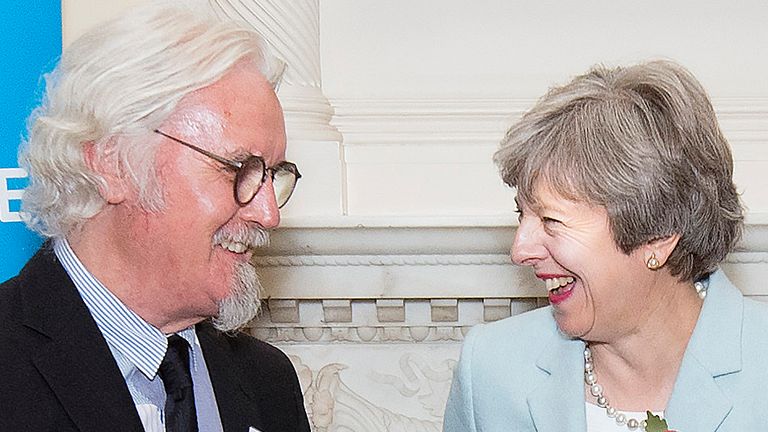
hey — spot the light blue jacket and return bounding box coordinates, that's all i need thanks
[443,270,768,431]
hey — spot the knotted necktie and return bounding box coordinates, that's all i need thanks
[158,335,198,432]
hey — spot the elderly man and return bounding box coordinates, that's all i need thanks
[0,4,309,432]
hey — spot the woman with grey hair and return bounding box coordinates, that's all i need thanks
[443,60,768,431]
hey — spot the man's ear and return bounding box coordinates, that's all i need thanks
[643,234,681,269]
[83,139,128,204]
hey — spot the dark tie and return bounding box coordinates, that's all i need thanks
[158,335,198,432]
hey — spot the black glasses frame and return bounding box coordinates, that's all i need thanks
[154,129,300,208]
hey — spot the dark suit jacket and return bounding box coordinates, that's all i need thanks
[0,245,311,432]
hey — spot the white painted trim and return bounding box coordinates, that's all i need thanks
[330,97,768,147]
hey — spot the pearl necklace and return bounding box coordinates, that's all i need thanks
[583,345,646,430]
[583,279,708,429]
[584,279,709,431]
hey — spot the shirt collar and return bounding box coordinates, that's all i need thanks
[54,238,199,379]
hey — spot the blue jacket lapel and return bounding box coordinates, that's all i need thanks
[665,270,741,431]
[527,334,587,432]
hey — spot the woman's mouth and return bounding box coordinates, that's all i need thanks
[544,276,575,304]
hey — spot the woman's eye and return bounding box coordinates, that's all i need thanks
[541,216,560,225]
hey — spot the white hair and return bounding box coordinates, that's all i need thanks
[20,1,283,238]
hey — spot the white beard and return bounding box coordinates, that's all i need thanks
[212,259,263,332]
[211,225,269,332]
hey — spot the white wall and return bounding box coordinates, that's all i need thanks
[61,0,146,46]
[321,0,768,99]
[319,0,768,225]
[63,0,768,223]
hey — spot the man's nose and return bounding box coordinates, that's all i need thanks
[238,178,280,229]
[510,218,547,266]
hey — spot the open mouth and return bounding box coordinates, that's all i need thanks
[544,276,575,303]
[218,239,250,254]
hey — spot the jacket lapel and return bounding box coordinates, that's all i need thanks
[527,334,587,432]
[665,270,741,431]
[21,246,144,432]
[198,324,264,432]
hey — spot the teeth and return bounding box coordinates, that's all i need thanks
[544,277,574,291]
[219,240,248,254]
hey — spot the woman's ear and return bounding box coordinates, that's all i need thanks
[643,234,681,270]
[83,139,128,204]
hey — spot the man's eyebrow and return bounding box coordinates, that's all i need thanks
[228,150,252,161]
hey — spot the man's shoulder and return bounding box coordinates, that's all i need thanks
[0,244,66,326]
[1,260,26,310]
[196,325,309,431]
[196,322,294,371]
[1,244,58,290]
[0,274,24,328]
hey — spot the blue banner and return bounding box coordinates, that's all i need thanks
[1,3,61,282]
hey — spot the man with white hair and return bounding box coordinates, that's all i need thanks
[0,3,310,432]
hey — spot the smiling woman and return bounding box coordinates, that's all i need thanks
[443,60,768,432]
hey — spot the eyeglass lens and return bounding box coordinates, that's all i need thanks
[272,166,299,207]
[235,157,299,208]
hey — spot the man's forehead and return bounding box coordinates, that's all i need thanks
[169,106,225,142]
[163,66,285,154]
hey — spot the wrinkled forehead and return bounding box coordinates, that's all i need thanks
[161,64,286,161]
[167,105,226,143]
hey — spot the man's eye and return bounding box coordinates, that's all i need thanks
[541,216,560,224]
[219,165,238,175]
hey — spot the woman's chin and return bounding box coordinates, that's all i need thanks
[553,312,590,339]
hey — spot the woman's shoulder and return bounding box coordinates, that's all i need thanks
[462,305,560,359]
[476,304,556,333]
[710,269,768,330]
[742,296,768,337]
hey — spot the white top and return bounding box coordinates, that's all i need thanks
[586,402,664,432]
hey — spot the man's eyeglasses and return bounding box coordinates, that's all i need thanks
[155,130,301,208]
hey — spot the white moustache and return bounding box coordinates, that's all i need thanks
[213,226,270,253]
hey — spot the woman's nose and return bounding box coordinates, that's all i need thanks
[510,218,547,266]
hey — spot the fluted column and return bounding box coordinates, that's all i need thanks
[209,0,344,220]
[209,0,341,142]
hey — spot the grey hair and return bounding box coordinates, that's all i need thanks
[495,60,743,282]
[20,1,284,238]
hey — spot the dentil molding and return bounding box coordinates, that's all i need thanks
[249,223,768,344]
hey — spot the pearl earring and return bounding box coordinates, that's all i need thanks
[646,253,661,270]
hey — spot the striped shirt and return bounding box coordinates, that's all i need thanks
[54,239,223,432]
